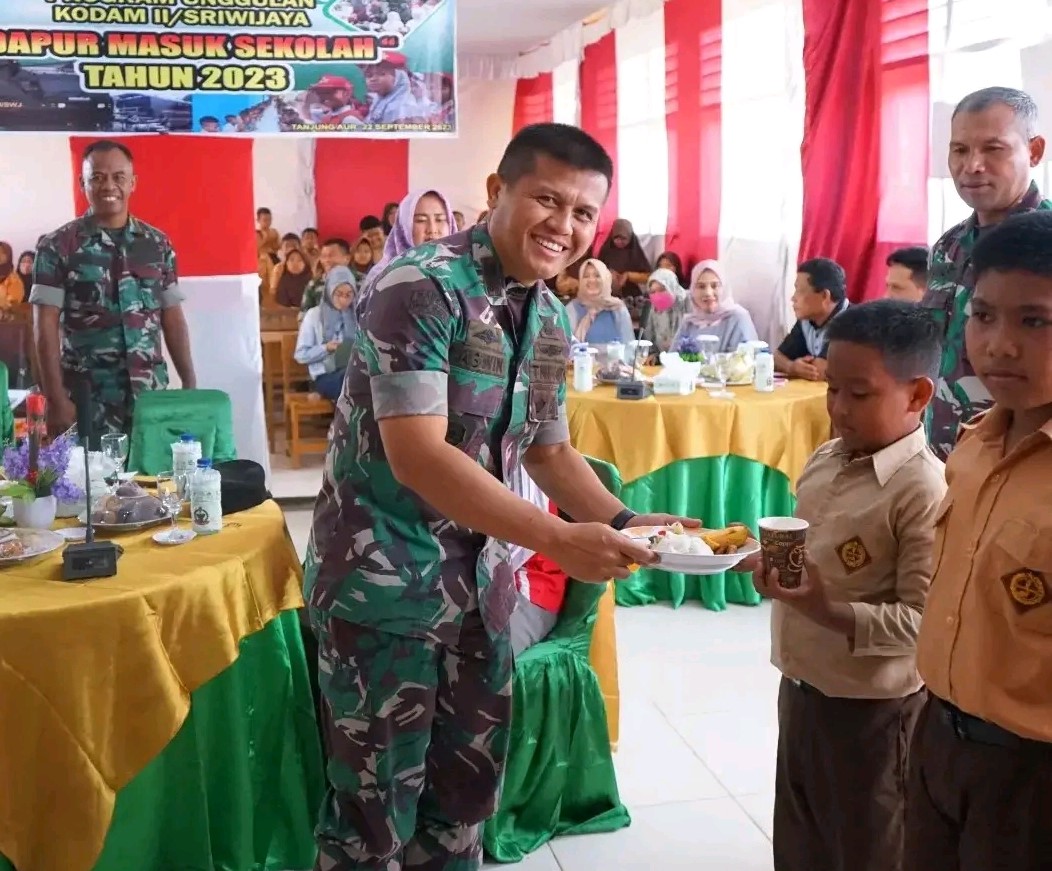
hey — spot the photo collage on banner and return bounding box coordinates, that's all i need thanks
[0,0,456,136]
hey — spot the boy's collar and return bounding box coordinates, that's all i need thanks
[833,425,929,486]
[967,405,1052,443]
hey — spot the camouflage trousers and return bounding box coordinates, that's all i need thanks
[63,368,135,442]
[313,610,512,871]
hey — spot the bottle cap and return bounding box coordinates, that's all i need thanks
[181,433,195,442]
[196,458,212,469]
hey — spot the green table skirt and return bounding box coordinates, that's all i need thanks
[0,610,325,871]
[615,456,796,610]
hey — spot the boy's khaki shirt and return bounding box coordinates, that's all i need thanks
[772,427,947,698]
[917,407,1052,741]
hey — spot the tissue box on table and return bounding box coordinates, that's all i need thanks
[653,359,702,395]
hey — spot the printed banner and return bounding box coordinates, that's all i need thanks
[0,0,456,136]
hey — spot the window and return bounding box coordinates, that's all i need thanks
[552,59,579,126]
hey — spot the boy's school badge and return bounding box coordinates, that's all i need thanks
[836,536,871,573]
[1002,569,1048,612]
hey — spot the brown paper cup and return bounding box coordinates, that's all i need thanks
[758,517,809,588]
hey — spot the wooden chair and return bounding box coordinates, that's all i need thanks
[280,332,332,466]
[259,307,300,451]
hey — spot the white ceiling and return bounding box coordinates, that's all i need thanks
[457,0,606,57]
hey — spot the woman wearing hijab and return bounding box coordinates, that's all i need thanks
[669,260,758,354]
[381,202,399,235]
[597,218,653,300]
[273,248,312,308]
[356,187,457,314]
[655,251,687,288]
[16,251,33,300]
[565,258,634,346]
[551,247,594,301]
[294,265,358,400]
[642,267,689,354]
[350,236,375,285]
[0,243,24,315]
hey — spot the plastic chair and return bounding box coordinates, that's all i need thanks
[483,456,630,863]
[0,361,12,447]
[128,389,237,474]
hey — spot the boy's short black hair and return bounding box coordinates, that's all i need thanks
[323,237,351,255]
[497,123,614,190]
[281,232,300,243]
[199,116,219,125]
[82,139,133,163]
[257,207,271,217]
[798,258,847,303]
[359,215,383,231]
[303,226,318,236]
[887,246,929,285]
[972,210,1052,281]
[826,299,941,382]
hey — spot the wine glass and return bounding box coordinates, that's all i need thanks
[155,471,185,542]
[708,353,735,400]
[100,433,129,484]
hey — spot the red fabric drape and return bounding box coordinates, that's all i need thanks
[579,32,619,240]
[313,139,409,241]
[512,73,554,133]
[799,0,883,302]
[664,0,722,268]
[69,136,256,277]
[872,0,929,300]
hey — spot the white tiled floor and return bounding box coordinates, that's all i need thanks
[284,509,778,870]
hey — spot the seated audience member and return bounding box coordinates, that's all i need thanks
[670,260,758,354]
[775,258,849,380]
[270,232,302,285]
[301,237,351,316]
[274,248,312,308]
[642,267,688,354]
[885,246,929,302]
[598,218,652,301]
[452,210,466,230]
[16,251,34,300]
[655,250,687,288]
[256,207,280,258]
[507,469,569,656]
[744,299,945,871]
[301,227,321,266]
[566,258,634,346]
[552,248,593,300]
[359,215,386,264]
[295,265,357,401]
[0,242,25,313]
[381,201,399,235]
[350,236,375,284]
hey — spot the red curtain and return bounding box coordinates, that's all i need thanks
[69,135,256,277]
[512,73,554,133]
[313,139,409,241]
[872,0,929,300]
[664,0,722,268]
[799,0,883,302]
[579,32,619,241]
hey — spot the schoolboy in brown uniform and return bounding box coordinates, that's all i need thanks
[906,210,1052,871]
[746,299,946,871]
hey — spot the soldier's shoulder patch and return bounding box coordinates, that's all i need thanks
[836,536,871,574]
[1002,568,1048,612]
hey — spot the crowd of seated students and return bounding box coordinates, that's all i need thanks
[0,243,34,319]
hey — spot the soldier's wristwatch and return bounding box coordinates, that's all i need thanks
[609,509,637,531]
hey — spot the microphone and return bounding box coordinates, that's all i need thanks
[63,377,121,580]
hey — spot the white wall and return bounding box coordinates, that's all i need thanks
[251,138,317,236]
[0,135,77,256]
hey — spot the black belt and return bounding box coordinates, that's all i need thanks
[934,697,1048,750]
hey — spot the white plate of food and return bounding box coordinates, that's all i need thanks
[0,528,65,567]
[78,482,174,532]
[622,522,760,575]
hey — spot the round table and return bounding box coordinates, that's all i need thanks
[567,378,831,609]
[0,501,323,871]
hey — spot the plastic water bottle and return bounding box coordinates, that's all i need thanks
[573,346,597,392]
[190,459,223,535]
[171,433,201,485]
[754,348,775,393]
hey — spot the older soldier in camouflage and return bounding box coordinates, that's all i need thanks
[305,123,696,870]
[30,140,195,439]
[923,87,1051,460]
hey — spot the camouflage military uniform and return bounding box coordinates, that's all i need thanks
[303,224,572,870]
[301,274,326,315]
[922,182,1052,460]
[30,213,182,435]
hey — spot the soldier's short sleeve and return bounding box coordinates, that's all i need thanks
[359,261,456,419]
[28,235,65,308]
[158,236,185,309]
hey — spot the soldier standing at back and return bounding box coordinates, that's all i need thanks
[30,140,196,439]
[922,87,1051,459]
[305,123,698,870]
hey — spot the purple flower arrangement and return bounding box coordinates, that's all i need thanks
[2,436,82,502]
[676,336,702,362]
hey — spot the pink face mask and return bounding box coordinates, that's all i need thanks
[649,290,675,313]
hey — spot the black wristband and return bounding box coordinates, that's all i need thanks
[609,509,637,531]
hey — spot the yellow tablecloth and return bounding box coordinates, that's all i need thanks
[0,501,304,871]
[567,379,830,488]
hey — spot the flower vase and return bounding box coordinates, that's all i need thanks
[12,496,57,529]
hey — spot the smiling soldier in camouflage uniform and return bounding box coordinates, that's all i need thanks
[923,87,1051,460]
[30,140,196,440]
[304,124,697,871]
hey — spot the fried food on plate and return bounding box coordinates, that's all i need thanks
[701,523,751,554]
